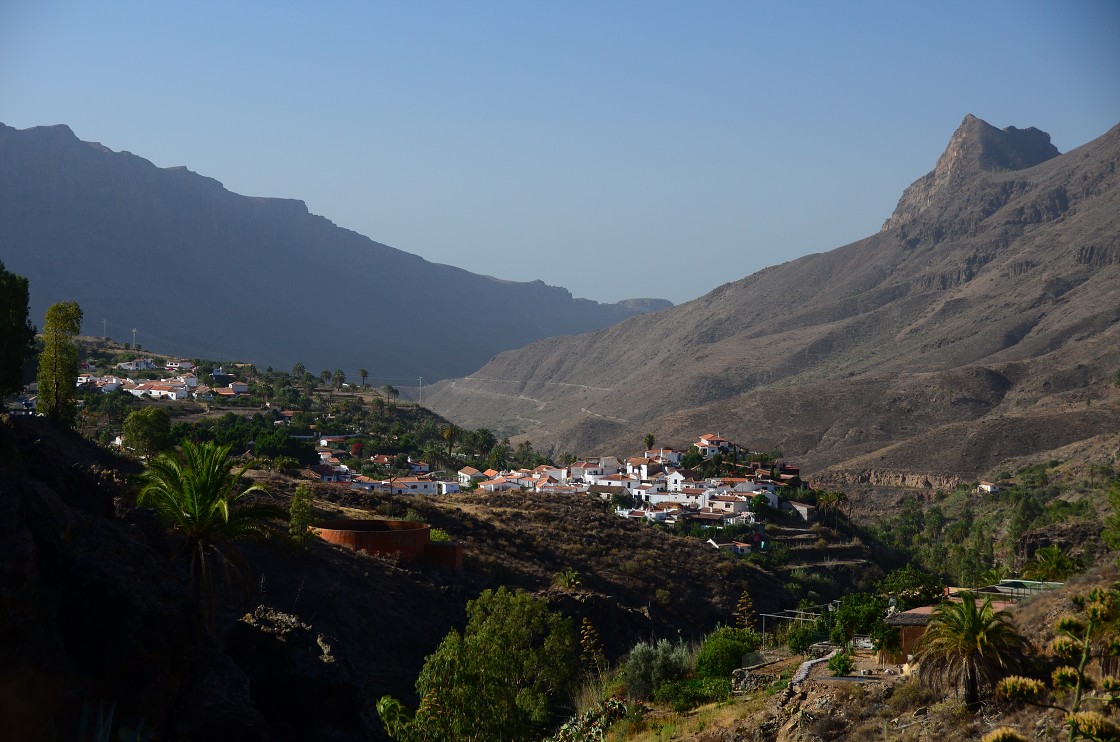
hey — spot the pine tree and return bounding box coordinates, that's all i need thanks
[289,484,314,546]
[35,301,83,426]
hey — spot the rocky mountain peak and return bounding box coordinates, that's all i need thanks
[882,114,1061,232]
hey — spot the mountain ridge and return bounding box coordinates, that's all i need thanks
[425,116,1120,478]
[0,122,671,382]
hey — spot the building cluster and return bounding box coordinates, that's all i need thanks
[75,359,250,401]
[306,432,807,548]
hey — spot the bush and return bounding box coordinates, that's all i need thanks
[786,624,822,654]
[289,484,314,545]
[621,639,691,700]
[695,627,761,678]
[828,650,855,676]
[653,677,732,712]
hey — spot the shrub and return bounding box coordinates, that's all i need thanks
[653,677,732,712]
[621,639,691,700]
[695,627,761,678]
[553,567,582,589]
[289,484,314,545]
[786,624,821,654]
[828,650,855,676]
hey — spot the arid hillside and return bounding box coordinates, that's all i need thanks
[426,115,1120,478]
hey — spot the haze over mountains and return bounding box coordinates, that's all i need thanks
[425,115,1120,479]
[0,123,670,382]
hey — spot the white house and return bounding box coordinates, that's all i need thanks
[174,373,199,388]
[787,501,817,522]
[128,382,191,401]
[587,473,640,491]
[569,461,604,481]
[165,359,194,371]
[385,477,439,495]
[479,476,522,493]
[645,448,684,466]
[116,358,156,371]
[458,466,486,486]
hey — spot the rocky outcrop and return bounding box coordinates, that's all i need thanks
[811,469,962,491]
[1016,519,1104,567]
[882,114,1060,232]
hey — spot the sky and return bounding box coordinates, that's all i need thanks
[2,1,1118,306]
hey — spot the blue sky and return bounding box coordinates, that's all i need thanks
[2,1,1118,305]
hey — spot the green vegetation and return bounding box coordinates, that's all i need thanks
[36,300,83,425]
[695,627,760,678]
[870,460,1113,588]
[121,406,171,458]
[378,586,577,741]
[993,587,1120,742]
[553,567,582,589]
[827,650,855,676]
[1021,545,1082,581]
[913,591,1025,708]
[0,260,36,398]
[621,639,691,701]
[288,484,314,546]
[137,440,286,633]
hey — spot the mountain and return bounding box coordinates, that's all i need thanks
[425,115,1120,478]
[0,123,671,382]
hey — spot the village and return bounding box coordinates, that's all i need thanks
[310,429,810,556]
[35,356,817,560]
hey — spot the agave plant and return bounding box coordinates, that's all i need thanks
[138,440,285,633]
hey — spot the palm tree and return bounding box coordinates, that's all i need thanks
[137,440,286,633]
[333,369,346,390]
[291,361,305,379]
[440,423,461,461]
[817,491,837,525]
[832,491,849,528]
[1021,545,1081,582]
[913,592,1026,708]
[643,433,655,452]
[359,368,369,388]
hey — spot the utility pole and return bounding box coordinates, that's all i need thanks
[102,319,107,339]
[131,328,138,347]
[418,377,423,407]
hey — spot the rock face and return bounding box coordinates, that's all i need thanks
[882,114,1060,231]
[426,116,1120,480]
[0,123,671,383]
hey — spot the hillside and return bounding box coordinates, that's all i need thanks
[0,413,786,740]
[0,123,670,384]
[425,115,1120,478]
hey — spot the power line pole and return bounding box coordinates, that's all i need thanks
[418,377,423,407]
[132,328,137,348]
[102,319,107,339]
